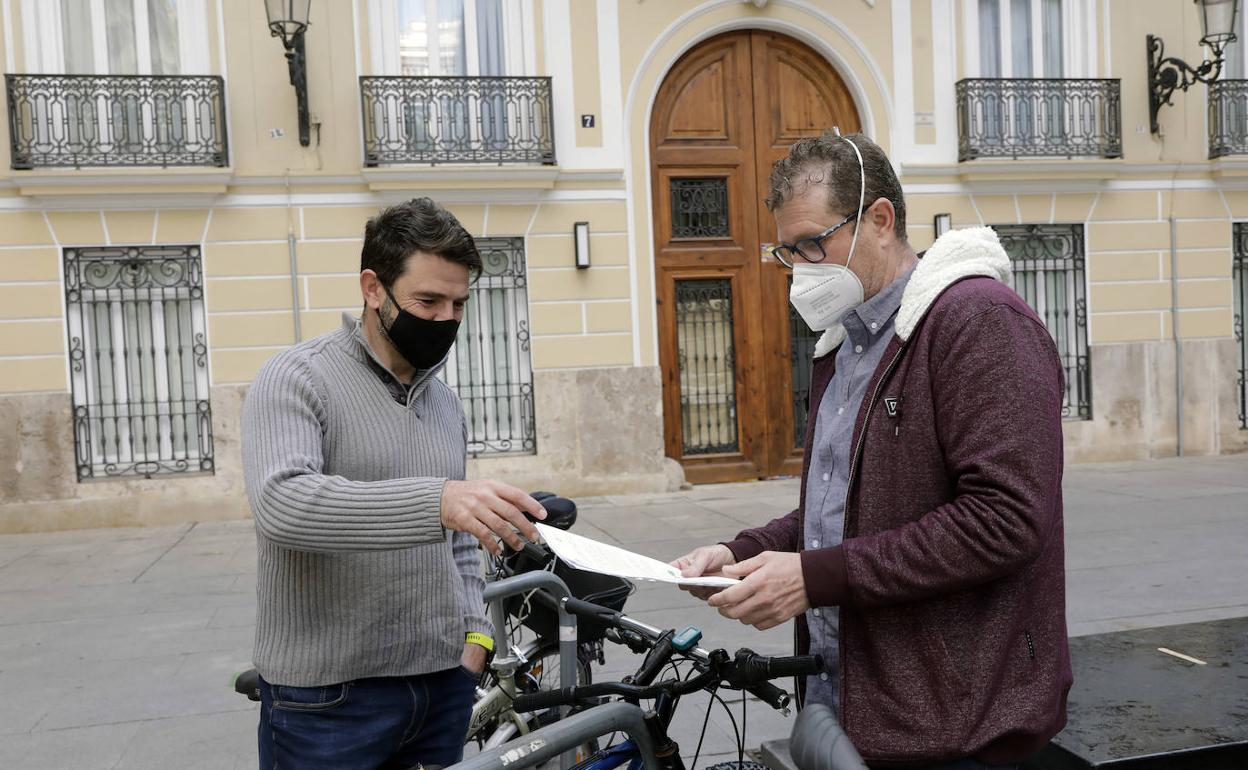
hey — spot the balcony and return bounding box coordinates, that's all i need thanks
[1208,80,1248,159]
[956,78,1122,162]
[5,74,228,169]
[360,76,555,166]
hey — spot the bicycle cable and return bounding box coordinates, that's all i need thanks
[708,687,743,768]
[690,682,719,770]
[738,686,747,769]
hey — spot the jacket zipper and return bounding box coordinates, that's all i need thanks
[836,338,909,727]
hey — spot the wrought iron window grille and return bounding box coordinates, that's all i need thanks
[1208,80,1248,159]
[440,237,537,456]
[675,279,740,456]
[6,74,228,169]
[956,78,1122,162]
[64,245,214,481]
[670,177,730,239]
[360,76,555,166]
[1233,223,1247,429]
[992,224,1093,421]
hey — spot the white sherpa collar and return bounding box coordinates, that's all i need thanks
[811,226,1012,358]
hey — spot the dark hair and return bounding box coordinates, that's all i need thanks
[765,131,907,241]
[360,197,482,286]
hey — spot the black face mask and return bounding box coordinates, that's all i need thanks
[378,284,460,371]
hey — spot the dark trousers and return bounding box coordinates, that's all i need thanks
[258,666,477,770]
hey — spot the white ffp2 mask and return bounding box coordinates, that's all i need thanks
[789,262,865,330]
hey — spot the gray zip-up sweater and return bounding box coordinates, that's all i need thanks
[242,314,490,687]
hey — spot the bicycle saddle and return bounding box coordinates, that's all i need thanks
[531,491,577,531]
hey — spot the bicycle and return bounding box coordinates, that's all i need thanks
[453,587,826,770]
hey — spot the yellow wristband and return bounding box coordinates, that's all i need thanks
[466,632,494,652]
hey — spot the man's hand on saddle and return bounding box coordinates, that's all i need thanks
[440,480,545,556]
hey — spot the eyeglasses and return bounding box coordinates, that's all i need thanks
[770,212,859,269]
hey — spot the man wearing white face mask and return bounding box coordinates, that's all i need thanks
[673,132,1071,769]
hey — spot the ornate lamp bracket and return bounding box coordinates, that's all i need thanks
[1148,33,1226,133]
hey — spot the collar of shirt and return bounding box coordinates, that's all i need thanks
[842,265,916,346]
[341,312,438,407]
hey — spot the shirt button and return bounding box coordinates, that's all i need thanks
[820,673,829,681]
[821,472,830,482]
[811,539,820,548]
[870,322,878,330]
[837,406,845,415]
[854,344,863,353]
[813,608,822,617]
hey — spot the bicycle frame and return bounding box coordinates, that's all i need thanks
[453,702,660,770]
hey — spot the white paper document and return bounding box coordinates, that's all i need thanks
[535,523,739,588]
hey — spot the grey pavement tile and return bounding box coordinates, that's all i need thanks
[112,708,258,770]
[31,651,254,731]
[1065,555,1248,625]
[1064,491,1248,532]
[1064,516,1248,570]
[1068,602,1248,636]
[1,608,215,673]
[208,604,257,630]
[0,722,141,770]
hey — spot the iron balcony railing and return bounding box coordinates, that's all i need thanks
[1208,80,1248,159]
[360,76,555,166]
[5,74,228,169]
[956,78,1122,162]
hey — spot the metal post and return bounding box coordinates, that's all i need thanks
[1170,216,1184,456]
[288,233,302,342]
[482,571,578,770]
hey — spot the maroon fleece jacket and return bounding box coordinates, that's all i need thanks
[725,276,1072,767]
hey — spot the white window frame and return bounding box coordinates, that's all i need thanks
[367,0,532,76]
[963,0,1099,78]
[21,0,210,74]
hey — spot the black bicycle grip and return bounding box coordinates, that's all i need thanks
[760,654,824,677]
[736,650,824,680]
[513,686,577,712]
[745,680,791,712]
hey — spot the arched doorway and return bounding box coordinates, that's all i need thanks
[650,30,862,484]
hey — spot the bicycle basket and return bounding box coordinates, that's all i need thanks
[504,557,633,645]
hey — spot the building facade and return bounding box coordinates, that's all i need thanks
[1,0,1246,533]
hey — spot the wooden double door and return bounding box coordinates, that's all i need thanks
[651,30,861,483]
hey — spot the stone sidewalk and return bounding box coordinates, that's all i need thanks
[0,454,1246,769]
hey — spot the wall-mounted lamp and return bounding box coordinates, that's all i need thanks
[934,213,952,238]
[264,0,313,147]
[1147,0,1239,134]
[574,221,591,269]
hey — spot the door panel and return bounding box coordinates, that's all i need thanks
[652,30,860,482]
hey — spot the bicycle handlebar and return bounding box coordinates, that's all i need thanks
[512,649,822,714]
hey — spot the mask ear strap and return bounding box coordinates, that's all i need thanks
[833,128,867,267]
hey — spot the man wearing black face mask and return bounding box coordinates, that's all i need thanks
[241,197,547,770]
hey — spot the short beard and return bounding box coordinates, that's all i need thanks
[375,296,400,347]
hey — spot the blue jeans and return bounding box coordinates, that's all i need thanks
[258,666,478,770]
